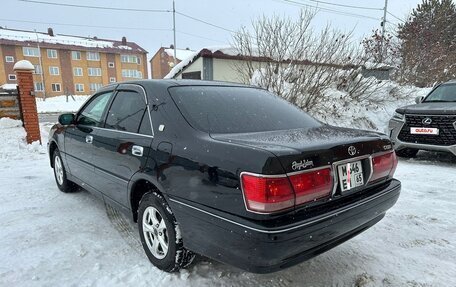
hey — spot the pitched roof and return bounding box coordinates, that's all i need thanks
[0,27,147,54]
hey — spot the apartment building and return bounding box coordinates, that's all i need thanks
[150,46,195,79]
[0,27,148,97]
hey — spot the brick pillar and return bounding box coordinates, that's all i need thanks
[14,60,41,144]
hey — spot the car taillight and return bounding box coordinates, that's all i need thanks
[288,168,333,205]
[241,173,294,213]
[370,151,398,182]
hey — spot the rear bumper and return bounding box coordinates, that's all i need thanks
[388,118,456,155]
[169,179,401,273]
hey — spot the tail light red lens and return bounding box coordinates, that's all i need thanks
[241,174,294,213]
[288,168,333,205]
[370,151,398,182]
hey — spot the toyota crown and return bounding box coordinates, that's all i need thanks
[48,80,401,273]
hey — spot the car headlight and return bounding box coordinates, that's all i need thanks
[392,111,405,121]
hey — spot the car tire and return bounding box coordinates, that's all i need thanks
[138,192,195,272]
[396,148,419,158]
[52,149,78,193]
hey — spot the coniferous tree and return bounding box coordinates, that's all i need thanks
[397,0,456,87]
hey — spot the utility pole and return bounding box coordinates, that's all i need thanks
[172,0,177,66]
[380,0,388,63]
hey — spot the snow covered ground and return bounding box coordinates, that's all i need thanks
[0,119,455,287]
[36,95,90,114]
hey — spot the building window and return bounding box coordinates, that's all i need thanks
[122,69,142,78]
[73,67,83,76]
[35,82,44,91]
[49,66,60,75]
[33,65,42,74]
[87,52,100,61]
[23,47,40,57]
[47,49,58,59]
[75,83,84,92]
[109,77,116,83]
[121,54,140,64]
[5,56,14,63]
[8,74,17,81]
[51,83,61,92]
[71,51,81,60]
[88,67,102,76]
[89,83,103,91]
[108,62,115,68]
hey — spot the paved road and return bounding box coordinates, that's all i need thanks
[39,113,60,123]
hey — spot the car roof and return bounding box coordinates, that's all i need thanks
[119,79,254,89]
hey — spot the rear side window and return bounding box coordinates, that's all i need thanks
[77,92,113,126]
[105,90,146,133]
[169,86,320,134]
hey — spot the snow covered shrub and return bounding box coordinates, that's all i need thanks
[232,8,393,123]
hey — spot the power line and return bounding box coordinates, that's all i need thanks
[387,11,406,23]
[175,12,237,34]
[176,30,226,43]
[307,0,382,11]
[278,0,380,21]
[0,18,171,31]
[18,0,171,13]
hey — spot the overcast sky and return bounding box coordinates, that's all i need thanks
[1,0,432,57]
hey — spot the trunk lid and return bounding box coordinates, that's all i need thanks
[211,125,393,174]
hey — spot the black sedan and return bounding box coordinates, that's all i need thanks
[48,80,401,273]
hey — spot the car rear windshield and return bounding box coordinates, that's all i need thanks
[424,83,456,102]
[168,86,321,134]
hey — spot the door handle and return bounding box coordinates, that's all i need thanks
[85,135,93,144]
[132,145,144,157]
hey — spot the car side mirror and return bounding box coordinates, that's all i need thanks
[58,113,75,125]
[415,96,424,104]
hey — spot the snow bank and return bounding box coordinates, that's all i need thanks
[314,84,431,132]
[0,118,48,161]
[0,117,22,128]
[36,95,90,113]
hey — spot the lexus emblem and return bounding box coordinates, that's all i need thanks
[348,146,357,156]
[422,118,432,125]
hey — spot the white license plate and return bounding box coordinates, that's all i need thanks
[410,127,439,135]
[337,161,364,192]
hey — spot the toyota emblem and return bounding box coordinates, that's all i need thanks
[422,118,432,125]
[348,146,357,156]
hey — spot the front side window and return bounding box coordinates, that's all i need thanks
[77,92,113,126]
[87,52,100,61]
[105,90,146,133]
[71,51,81,60]
[169,86,320,134]
[23,47,40,57]
[47,49,58,59]
[424,84,456,102]
[49,66,59,75]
